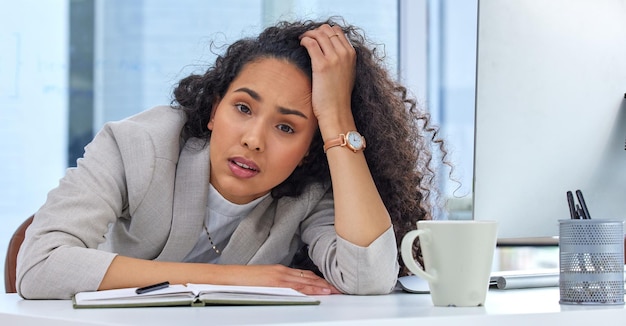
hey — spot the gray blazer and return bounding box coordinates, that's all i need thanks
[16,106,399,299]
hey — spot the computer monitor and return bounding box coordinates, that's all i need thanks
[472,0,626,239]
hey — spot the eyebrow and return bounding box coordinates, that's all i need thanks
[234,87,309,120]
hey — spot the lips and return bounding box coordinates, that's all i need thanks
[228,157,260,178]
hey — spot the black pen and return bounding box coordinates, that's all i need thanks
[136,281,170,295]
[575,190,592,219]
[566,191,577,219]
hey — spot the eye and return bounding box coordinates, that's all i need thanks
[235,103,251,115]
[277,124,294,134]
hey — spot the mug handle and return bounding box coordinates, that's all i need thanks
[400,229,437,283]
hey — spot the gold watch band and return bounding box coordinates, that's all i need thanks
[323,134,346,153]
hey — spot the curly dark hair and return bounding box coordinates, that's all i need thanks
[172,17,448,276]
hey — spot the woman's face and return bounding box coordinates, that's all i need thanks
[207,58,317,204]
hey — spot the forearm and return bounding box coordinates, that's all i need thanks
[100,256,337,295]
[321,117,392,247]
[99,255,224,290]
[300,23,391,246]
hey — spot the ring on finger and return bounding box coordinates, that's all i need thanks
[300,271,304,278]
[329,34,340,39]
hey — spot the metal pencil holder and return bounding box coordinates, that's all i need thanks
[559,219,624,305]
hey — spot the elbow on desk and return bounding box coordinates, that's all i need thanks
[15,251,64,299]
[340,270,398,295]
[16,246,116,300]
[16,262,75,300]
[330,261,399,295]
[325,229,400,295]
[16,263,51,300]
[16,272,40,300]
[17,263,102,300]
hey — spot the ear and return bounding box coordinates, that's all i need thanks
[207,99,220,131]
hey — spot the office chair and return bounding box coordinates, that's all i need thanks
[4,215,33,293]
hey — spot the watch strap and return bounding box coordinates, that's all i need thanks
[323,134,347,153]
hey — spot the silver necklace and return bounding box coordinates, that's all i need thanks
[203,221,221,255]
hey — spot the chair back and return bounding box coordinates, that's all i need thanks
[4,215,34,293]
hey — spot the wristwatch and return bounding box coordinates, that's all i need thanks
[323,131,366,153]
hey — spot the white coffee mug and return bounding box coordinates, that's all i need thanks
[400,220,498,307]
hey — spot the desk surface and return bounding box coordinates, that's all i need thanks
[1,288,625,326]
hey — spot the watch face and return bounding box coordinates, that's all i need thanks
[347,132,364,149]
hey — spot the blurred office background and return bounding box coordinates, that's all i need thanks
[0,0,478,292]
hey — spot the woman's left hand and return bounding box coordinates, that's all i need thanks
[300,24,356,128]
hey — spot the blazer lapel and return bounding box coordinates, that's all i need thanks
[157,138,210,261]
[218,196,276,265]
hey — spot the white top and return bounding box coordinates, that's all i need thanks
[183,184,269,263]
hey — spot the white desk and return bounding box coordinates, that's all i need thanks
[1,288,625,326]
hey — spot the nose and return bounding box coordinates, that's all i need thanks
[241,123,265,152]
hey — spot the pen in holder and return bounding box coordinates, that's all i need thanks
[559,219,624,305]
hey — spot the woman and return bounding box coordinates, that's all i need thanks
[16,18,444,299]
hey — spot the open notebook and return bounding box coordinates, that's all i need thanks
[73,283,320,308]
